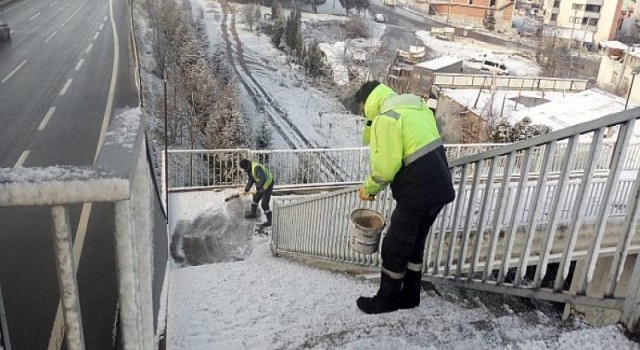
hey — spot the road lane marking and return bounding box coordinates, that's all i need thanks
[44,30,57,43]
[85,43,93,53]
[93,32,99,40]
[48,2,119,346]
[1,59,27,84]
[94,0,118,162]
[103,15,107,21]
[59,79,72,95]
[29,12,41,21]
[38,107,56,131]
[75,58,84,71]
[99,23,104,30]
[50,0,58,6]
[14,150,30,168]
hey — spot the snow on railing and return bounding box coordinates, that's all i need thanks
[271,107,640,333]
[0,109,166,350]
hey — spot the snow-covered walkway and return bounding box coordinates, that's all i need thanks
[165,191,638,350]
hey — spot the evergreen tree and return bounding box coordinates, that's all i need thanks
[271,14,285,47]
[304,41,324,77]
[483,10,496,31]
[255,116,272,149]
[271,0,281,20]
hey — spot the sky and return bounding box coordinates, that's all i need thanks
[165,190,639,350]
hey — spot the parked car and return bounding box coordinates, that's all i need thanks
[375,14,385,23]
[471,52,492,62]
[0,21,10,42]
[480,59,509,75]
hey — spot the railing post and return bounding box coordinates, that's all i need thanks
[621,253,640,332]
[132,145,155,349]
[51,205,85,350]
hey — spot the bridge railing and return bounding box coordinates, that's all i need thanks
[0,109,168,350]
[271,107,640,333]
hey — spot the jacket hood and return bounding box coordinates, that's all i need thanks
[362,84,395,145]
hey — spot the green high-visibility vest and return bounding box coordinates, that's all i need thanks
[251,162,273,189]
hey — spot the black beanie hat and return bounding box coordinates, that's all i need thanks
[355,80,381,105]
[239,159,250,170]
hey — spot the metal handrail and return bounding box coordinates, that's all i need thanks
[271,107,640,332]
[0,109,165,349]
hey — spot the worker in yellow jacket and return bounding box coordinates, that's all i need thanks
[354,81,455,314]
[240,159,275,228]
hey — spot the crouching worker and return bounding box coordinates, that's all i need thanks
[239,159,275,228]
[354,81,455,314]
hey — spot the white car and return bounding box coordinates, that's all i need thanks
[480,59,509,75]
[471,52,492,62]
[375,14,385,23]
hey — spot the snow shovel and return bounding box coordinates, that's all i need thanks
[224,190,255,202]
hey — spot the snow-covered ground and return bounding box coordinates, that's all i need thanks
[193,0,366,150]
[166,190,639,350]
[416,30,541,77]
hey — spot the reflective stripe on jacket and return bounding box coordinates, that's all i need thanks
[362,85,443,196]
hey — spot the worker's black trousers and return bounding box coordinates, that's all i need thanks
[381,205,443,278]
[252,183,274,213]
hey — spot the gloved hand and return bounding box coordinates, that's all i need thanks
[358,186,375,201]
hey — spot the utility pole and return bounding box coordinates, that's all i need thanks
[568,10,577,49]
[447,0,452,23]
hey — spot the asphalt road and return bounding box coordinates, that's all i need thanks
[369,0,537,52]
[0,0,137,347]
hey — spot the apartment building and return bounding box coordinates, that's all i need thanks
[541,0,624,46]
[428,0,516,30]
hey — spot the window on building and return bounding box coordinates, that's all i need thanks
[572,4,584,11]
[490,0,496,6]
[582,17,589,25]
[588,18,598,26]
[570,16,583,24]
[551,13,558,20]
[585,5,601,12]
[553,0,560,8]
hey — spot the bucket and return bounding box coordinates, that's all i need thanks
[349,208,385,254]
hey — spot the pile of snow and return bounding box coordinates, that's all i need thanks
[416,30,541,76]
[166,190,639,350]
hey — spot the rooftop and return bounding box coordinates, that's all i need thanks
[415,56,463,71]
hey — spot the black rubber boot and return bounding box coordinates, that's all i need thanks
[356,273,402,314]
[245,203,258,219]
[260,211,272,228]
[399,269,422,309]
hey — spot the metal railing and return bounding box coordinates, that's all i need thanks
[164,141,640,193]
[432,74,589,92]
[165,144,524,191]
[270,107,640,332]
[0,109,168,349]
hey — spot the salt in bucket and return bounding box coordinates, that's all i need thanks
[349,208,385,254]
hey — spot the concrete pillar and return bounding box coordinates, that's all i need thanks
[563,254,637,326]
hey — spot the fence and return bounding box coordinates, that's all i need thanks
[164,141,640,194]
[0,110,168,349]
[270,107,640,332]
[432,73,589,92]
